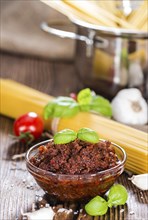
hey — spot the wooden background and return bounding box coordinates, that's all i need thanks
[0,52,148,220]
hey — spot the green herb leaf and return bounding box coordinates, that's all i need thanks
[44,96,80,119]
[90,96,112,117]
[44,102,55,119]
[53,96,78,117]
[52,103,68,117]
[43,89,112,120]
[77,127,99,143]
[55,96,76,104]
[79,104,91,112]
[85,196,108,216]
[107,184,128,208]
[77,88,92,105]
[61,103,79,117]
[54,129,77,144]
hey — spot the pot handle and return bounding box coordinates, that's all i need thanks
[41,21,92,44]
[41,22,108,56]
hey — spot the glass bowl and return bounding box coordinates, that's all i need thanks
[25,139,126,203]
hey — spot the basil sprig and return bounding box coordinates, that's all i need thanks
[53,127,99,144]
[85,184,128,216]
[44,88,112,119]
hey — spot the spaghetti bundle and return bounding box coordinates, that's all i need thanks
[41,0,148,31]
[0,79,53,129]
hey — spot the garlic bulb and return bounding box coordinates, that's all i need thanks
[128,174,148,190]
[111,88,148,125]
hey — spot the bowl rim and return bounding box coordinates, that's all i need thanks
[25,139,127,178]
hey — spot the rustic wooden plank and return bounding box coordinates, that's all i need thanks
[0,52,82,97]
[0,52,54,95]
[52,61,83,96]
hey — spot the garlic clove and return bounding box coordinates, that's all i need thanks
[128,174,148,190]
[22,207,55,220]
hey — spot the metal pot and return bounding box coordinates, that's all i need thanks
[41,17,148,99]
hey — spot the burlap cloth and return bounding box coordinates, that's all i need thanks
[1,0,75,60]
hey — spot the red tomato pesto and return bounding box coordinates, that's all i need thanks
[30,139,119,175]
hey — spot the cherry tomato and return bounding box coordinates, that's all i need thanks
[13,112,44,143]
[69,92,77,101]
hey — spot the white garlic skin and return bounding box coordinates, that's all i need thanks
[111,88,148,125]
[129,174,148,191]
[22,207,55,220]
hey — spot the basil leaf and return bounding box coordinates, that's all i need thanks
[52,103,68,117]
[44,96,79,119]
[54,129,77,144]
[107,184,128,208]
[55,96,76,104]
[90,96,112,117]
[53,97,79,117]
[85,196,108,216]
[61,103,80,117]
[77,88,92,105]
[79,104,91,112]
[77,127,99,143]
[43,102,55,119]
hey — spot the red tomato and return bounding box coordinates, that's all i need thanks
[13,112,44,142]
[69,92,77,101]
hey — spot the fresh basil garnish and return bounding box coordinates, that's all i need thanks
[44,88,112,119]
[77,127,99,143]
[54,129,77,144]
[85,184,128,216]
[44,102,55,120]
[77,88,92,105]
[85,196,108,216]
[107,184,128,207]
[61,102,79,117]
[54,127,100,144]
[90,96,112,117]
[44,96,78,119]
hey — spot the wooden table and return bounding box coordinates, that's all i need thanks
[1,52,148,220]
